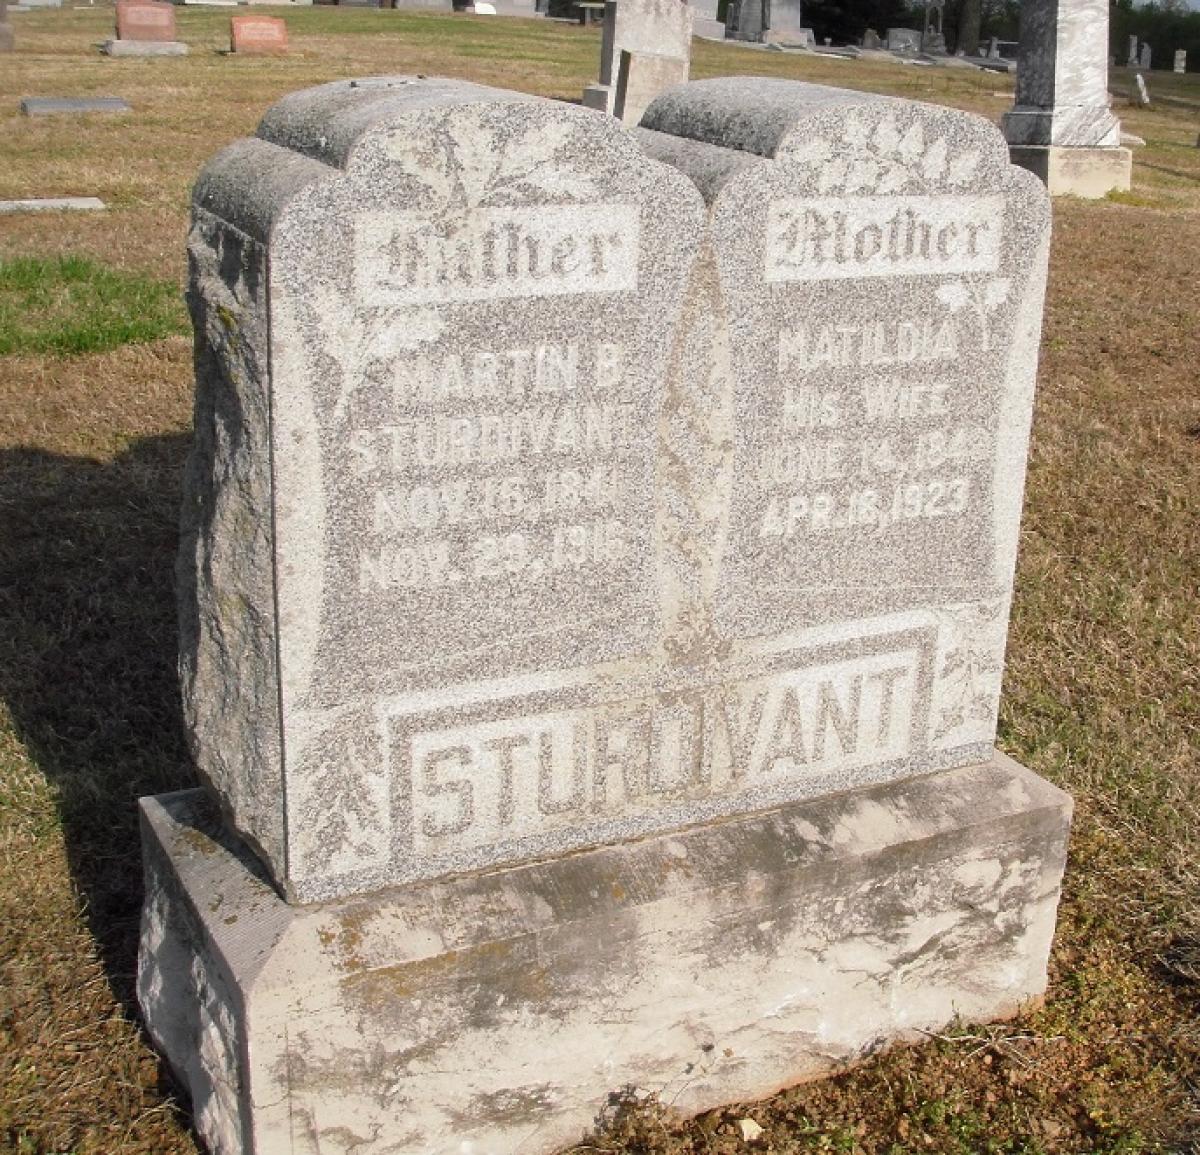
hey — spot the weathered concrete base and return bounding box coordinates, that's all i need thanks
[1008,144,1131,197]
[138,753,1070,1155]
[101,38,189,55]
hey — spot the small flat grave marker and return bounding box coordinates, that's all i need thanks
[20,96,132,115]
[0,196,106,212]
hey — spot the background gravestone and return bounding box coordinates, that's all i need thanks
[1002,0,1130,196]
[230,13,288,52]
[582,0,692,114]
[102,0,188,56]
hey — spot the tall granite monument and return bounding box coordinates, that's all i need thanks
[139,75,1071,1155]
[1002,0,1131,196]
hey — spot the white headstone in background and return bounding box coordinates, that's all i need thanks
[582,0,692,115]
[1002,0,1131,196]
[1174,48,1186,73]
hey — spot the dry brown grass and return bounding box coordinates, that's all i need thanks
[1,8,1199,1154]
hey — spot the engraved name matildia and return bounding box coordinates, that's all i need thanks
[757,317,990,539]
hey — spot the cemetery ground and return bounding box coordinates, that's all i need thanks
[0,7,1198,1153]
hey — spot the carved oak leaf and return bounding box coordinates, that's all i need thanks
[845,157,878,192]
[390,139,456,203]
[843,113,871,150]
[818,157,849,194]
[946,151,980,185]
[514,167,601,201]
[936,281,970,310]
[897,122,925,164]
[447,121,505,209]
[873,116,903,158]
[876,161,909,194]
[520,119,577,164]
[921,137,947,182]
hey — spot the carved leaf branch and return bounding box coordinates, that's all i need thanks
[933,600,1005,741]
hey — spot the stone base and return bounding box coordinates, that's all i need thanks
[1008,145,1132,198]
[138,753,1071,1155]
[581,81,612,113]
[101,38,189,54]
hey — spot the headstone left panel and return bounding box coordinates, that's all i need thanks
[181,78,706,901]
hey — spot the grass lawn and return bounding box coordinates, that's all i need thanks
[1,7,1199,1153]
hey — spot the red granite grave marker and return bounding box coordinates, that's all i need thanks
[115,0,176,42]
[230,15,288,54]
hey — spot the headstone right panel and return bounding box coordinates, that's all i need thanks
[649,80,1051,769]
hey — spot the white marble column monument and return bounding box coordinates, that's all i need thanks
[1002,0,1131,197]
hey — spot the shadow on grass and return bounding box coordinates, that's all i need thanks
[0,434,196,1016]
[1134,160,1200,184]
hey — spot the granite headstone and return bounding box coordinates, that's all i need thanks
[20,96,131,114]
[230,13,288,52]
[103,0,188,56]
[142,74,1072,1155]
[886,26,921,51]
[582,0,692,115]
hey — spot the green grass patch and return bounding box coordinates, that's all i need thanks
[0,256,187,356]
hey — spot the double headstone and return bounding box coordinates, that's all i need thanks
[1002,0,1131,196]
[140,74,1071,1155]
[102,0,188,56]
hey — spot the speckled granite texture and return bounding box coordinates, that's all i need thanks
[139,755,1072,1155]
[179,77,1055,904]
[152,77,1073,1155]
